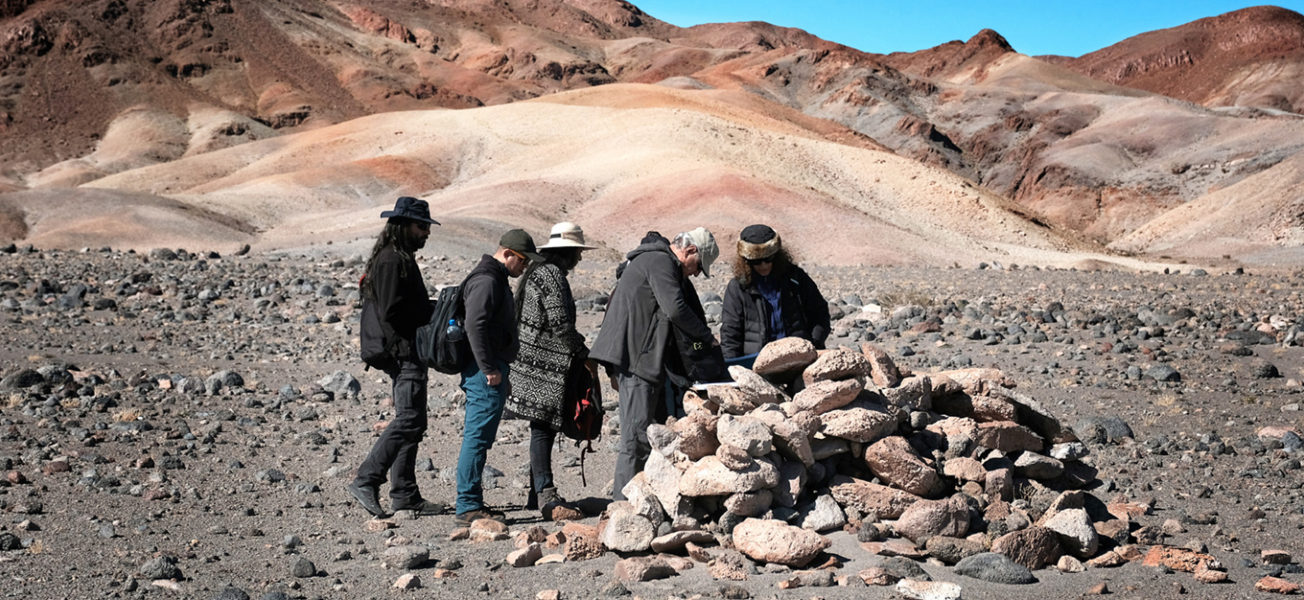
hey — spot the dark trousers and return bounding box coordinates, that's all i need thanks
[530,422,558,494]
[612,371,667,501]
[353,360,428,508]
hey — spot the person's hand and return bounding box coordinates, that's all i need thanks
[485,370,502,386]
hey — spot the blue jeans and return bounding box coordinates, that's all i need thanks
[456,360,509,514]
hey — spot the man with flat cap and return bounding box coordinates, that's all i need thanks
[454,228,544,525]
[591,226,723,501]
[349,196,445,517]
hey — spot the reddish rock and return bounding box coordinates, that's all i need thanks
[1106,499,1152,521]
[931,368,1012,394]
[733,518,830,567]
[1142,546,1220,573]
[1086,550,1126,568]
[984,467,1014,501]
[753,337,818,375]
[802,348,871,384]
[864,436,942,497]
[942,457,986,482]
[1257,576,1301,594]
[860,343,901,388]
[991,526,1062,569]
[893,496,970,543]
[1193,561,1229,583]
[932,393,1017,422]
[1263,549,1294,565]
[614,556,676,583]
[974,421,1044,452]
[42,460,70,475]
[858,566,900,585]
[793,378,862,414]
[829,475,921,519]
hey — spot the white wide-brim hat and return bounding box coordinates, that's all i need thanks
[538,221,597,250]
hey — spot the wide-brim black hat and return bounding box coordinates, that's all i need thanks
[380,196,440,225]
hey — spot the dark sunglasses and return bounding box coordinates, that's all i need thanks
[746,257,773,266]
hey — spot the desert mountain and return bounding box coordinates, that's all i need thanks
[6,83,1094,268]
[1048,6,1304,115]
[2,1,1304,266]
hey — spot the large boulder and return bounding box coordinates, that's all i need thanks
[733,518,830,567]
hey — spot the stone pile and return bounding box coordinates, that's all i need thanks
[593,337,1229,586]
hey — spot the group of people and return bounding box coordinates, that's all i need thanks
[347,196,830,525]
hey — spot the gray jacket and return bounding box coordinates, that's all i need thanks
[590,239,714,383]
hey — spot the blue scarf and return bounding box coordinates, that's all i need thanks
[755,274,785,341]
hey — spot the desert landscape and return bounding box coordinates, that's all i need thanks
[2,1,1304,599]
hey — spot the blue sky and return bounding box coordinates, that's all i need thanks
[632,1,1304,57]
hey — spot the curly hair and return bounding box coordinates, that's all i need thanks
[731,247,797,288]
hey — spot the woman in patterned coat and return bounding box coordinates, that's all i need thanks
[505,222,597,517]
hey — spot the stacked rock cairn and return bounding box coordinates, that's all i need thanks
[592,336,1227,587]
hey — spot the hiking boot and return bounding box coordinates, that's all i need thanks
[538,486,563,507]
[453,507,506,527]
[392,499,449,517]
[346,482,387,518]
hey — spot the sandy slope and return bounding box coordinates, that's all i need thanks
[44,83,1105,268]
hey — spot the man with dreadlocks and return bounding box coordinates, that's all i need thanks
[347,196,445,518]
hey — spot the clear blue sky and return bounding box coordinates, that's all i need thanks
[633,1,1304,57]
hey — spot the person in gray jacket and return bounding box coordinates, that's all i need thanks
[590,227,721,501]
[454,229,543,526]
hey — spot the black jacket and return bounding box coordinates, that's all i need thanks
[360,245,433,363]
[463,254,518,373]
[720,265,830,359]
[591,239,716,383]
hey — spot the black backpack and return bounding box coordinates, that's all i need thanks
[415,280,472,375]
[359,298,398,372]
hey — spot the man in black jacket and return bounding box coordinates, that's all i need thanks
[454,229,543,525]
[591,227,722,501]
[348,197,441,518]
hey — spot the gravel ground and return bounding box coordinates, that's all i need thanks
[2,245,1303,599]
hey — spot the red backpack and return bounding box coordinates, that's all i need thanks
[561,356,603,485]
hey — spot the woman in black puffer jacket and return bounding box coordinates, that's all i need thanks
[720,224,831,359]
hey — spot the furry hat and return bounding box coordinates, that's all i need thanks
[737,224,780,260]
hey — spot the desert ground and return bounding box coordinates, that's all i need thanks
[2,237,1302,600]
